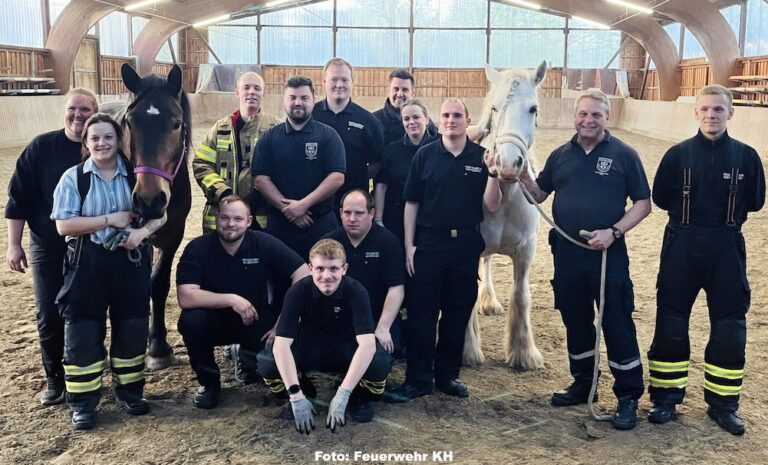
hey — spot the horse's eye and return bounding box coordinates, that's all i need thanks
[172,121,182,130]
[491,106,497,112]
[529,105,538,114]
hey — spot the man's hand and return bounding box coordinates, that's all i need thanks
[290,396,317,434]
[405,244,417,277]
[7,244,28,273]
[326,387,352,432]
[281,199,310,222]
[229,294,258,325]
[586,229,615,250]
[291,214,314,230]
[483,150,498,177]
[375,327,394,354]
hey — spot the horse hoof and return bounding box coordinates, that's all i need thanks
[478,301,505,316]
[146,353,176,371]
[505,350,544,371]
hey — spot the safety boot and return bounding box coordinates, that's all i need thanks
[707,407,745,435]
[612,398,638,430]
[648,403,676,424]
[72,411,96,431]
[41,377,65,406]
[551,381,597,406]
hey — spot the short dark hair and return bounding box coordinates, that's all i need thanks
[389,68,414,86]
[340,188,374,212]
[285,75,314,96]
[219,194,251,215]
[81,113,122,159]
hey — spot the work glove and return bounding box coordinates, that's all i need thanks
[326,387,352,432]
[290,396,316,434]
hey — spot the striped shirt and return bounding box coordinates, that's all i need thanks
[51,156,133,245]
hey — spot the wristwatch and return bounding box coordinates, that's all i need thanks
[288,384,301,395]
[610,226,623,239]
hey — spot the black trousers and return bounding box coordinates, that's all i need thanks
[266,210,337,260]
[29,240,66,381]
[551,236,644,400]
[257,341,393,398]
[648,225,750,412]
[58,241,151,413]
[178,307,274,389]
[403,230,484,389]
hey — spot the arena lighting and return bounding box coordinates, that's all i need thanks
[503,0,542,10]
[571,15,612,29]
[264,0,295,8]
[124,0,168,11]
[606,0,654,14]
[192,14,232,28]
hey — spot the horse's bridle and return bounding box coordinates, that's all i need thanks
[132,123,188,184]
[484,79,533,177]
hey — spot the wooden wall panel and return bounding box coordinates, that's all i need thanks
[73,38,99,93]
[101,56,135,95]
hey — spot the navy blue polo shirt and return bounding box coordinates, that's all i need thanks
[403,137,489,231]
[251,118,346,216]
[323,225,406,320]
[313,99,385,194]
[536,131,650,242]
[176,230,305,322]
[276,275,375,346]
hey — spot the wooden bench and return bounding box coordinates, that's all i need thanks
[728,74,768,106]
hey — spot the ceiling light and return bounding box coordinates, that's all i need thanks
[571,15,612,30]
[606,0,654,15]
[124,0,169,11]
[503,0,542,10]
[192,14,232,28]
[264,0,294,8]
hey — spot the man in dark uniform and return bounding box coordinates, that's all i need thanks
[252,76,346,260]
[384,98,502,403]
[176,195,309,409]
[324,189,406,354]
[647,85,765,435]
[519,90,651,430]
[313,58,384,209]
[372,68,438,146]
[5,88,98,405]
[257,239,393,434]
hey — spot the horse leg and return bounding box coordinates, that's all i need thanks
[146,247,176,370]
[504,245,544,370]
[462,308,484,367]
[476,256,504,316]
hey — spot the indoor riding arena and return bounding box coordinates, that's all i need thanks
[1,1,768,464]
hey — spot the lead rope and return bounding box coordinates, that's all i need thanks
[517,181,612,422]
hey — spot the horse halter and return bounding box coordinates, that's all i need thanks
[486,79,533,175]
[132,123,188,184]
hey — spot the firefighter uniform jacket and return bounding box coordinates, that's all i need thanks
[193,110,281,231]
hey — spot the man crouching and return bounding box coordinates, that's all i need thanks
[257,238,393,434]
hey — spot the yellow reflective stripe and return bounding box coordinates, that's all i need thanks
[220,167,228,179]
[359,379,386,395]
[111,354,145,369]
[64,359,106,376]
[216,139,230,149]
[194,149,216,164]
[704,380,742,396]
[704,363,744,379]
[648,360,689,372]
[66,377,103,393]
[113,371,144,385]
[201,173,224,189]
[649,376,688,389]
[197,144,216,157]
[263,378,285,393]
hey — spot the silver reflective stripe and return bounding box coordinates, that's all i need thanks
[609,358,642,371]
[568,350,595,360]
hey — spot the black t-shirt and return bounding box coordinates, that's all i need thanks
[536,131,650,242]
[176,230,305,323]
[652,131,765,228]
[313,99,384,194]
[323,225,406,320]
[276,276,374,346]
[251,118,346,216]
[5,129,83,250]
[403,137,488,230]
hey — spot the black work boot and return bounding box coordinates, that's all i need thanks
[648,403,676,424]
[349,392,374,423]
[41,377,65,406]
[72,411,96,431]
[193,385,220,409]
[707,407,745,435]
[551,381,597,406]
[612,398,638,430]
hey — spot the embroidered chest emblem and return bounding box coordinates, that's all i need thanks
[595,157,613,175]
[465,165,482,173]
[242,258,260,265]
[348,121,364,130]
[723,172,744,181]
[365,251,380,258]
[305,142,318,160]
[333,306,342,315]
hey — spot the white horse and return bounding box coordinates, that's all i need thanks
[463,61,547,370]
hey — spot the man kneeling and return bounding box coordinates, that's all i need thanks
[258,239,393,434]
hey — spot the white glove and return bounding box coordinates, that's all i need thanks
[326,387,352,432]
[291,396,316,434]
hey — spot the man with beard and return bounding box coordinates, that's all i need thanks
[373,69,437,146]
[176,195,309,409]
[252,76,346,260]
[193,71,280,233]
[6,88,98,406]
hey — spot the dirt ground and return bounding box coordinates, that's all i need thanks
[0,126,766,465]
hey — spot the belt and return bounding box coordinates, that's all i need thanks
[421,224,480,238]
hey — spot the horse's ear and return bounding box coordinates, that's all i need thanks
[121,64,142,94]
[533,60,547,86]
[484,64,504,84]
[167,65,183,95]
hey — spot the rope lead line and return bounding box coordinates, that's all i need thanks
[518,182,612,422]
[103,230,143,264]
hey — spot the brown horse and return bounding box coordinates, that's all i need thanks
[103,64,192,370]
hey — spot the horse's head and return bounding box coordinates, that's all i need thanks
[121,63,189,220]
[478,61,547,182]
